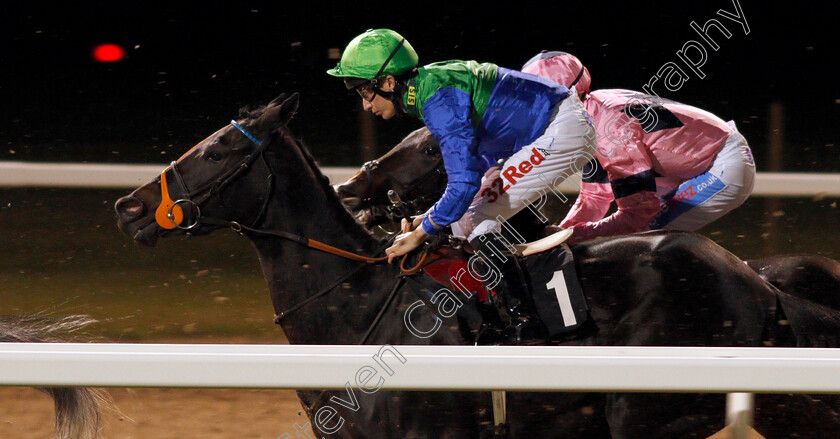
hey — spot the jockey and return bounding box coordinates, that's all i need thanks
[521,51,756,242]
[328,29,596,344]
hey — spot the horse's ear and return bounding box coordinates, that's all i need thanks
[278,93,299,125]
[267,94,289,108]
[256,93,299,133]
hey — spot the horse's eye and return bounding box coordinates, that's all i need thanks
[424,147,438,156]
[208,152,223,161]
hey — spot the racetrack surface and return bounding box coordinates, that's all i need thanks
[1,189,837,438]
[0,383,308,439]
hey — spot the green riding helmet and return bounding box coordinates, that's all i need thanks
[327,29,418,88]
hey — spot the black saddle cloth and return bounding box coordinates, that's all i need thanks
[522,244,589,338]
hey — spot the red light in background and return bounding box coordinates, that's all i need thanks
[92,44,126,62]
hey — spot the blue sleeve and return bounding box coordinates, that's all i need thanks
[420,88,483,235]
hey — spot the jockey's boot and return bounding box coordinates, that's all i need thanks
[470,233,548,345]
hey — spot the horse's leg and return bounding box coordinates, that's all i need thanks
[747,254,840,310]
[572,231,787,438]
[503,392,611,438]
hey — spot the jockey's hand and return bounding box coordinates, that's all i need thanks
[386,227,430,264]
[400,215,425,233]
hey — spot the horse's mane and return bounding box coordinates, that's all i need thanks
[293,134,380,243]
[244,95,380,244]
[238,105,270,120]
[237,93,292,119]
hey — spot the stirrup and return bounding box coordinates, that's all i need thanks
[502,319,548,346]
[476,324,504,346]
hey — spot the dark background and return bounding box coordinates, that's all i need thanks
[0,1,838,345]
[0,1,837,168]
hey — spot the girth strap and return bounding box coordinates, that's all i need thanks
[272,236,396,324]
[274,241,410,346]
[273,262,370,323]
[359,276,406,345]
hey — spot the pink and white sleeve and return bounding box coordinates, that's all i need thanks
[567,190,661,243]
[560,181,614,228]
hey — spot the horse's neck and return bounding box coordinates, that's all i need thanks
[251,150,393,344]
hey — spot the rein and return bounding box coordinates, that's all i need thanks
[358,155,445,226]
[221,220,390,264]
[229,220,436,273]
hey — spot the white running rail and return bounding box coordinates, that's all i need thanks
[5,344,839,438]
[0,161,359,189]
[1,161,839,196]
[1,344,840,392]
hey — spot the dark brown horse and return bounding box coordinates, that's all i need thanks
[336,127,441,230]
[115,94,840,438]
[335,127,840,311]
[336,127,445,231]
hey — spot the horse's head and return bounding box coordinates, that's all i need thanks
[335,127,446,228]
[115,93,300,246]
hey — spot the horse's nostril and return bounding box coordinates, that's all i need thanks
[335,184,352,197]
[115,196,146,221]
[342,197,362,209]
[336,184,362,201]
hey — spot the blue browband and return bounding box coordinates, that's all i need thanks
[230,120,262,146]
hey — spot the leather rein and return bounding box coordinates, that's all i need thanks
[358,154,445,228]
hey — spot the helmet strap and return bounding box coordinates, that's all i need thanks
[373,83,406,117]
[570,66,586,89]
[373,71,417,116]
[373,38,406,80]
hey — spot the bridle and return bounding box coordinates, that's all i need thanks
[155,120,273,233]
[152,117,437,342]
[156,119,390,261]
[155,119,440,271]
[357,151,446,228]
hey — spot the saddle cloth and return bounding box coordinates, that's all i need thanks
[523,244,589,336]
[421,243,589,338]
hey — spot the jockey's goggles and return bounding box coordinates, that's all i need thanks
[354,83,378,102]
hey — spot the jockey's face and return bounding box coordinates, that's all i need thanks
[360,75,397,120]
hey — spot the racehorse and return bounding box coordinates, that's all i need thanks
[335,126,840,310]
[115,94,840,438]
[1,314,105,439]
[336,127,446,232]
